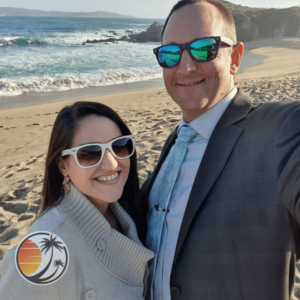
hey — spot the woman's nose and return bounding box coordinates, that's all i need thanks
[100,149,118,170]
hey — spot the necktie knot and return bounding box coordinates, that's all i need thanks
[177,126,198,143]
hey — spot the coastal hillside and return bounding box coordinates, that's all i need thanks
[84,1,300,44]
[0,7,135,18]
[220,1,300,41]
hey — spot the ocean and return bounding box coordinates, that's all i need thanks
[0,16,164,97]
[0,16,266,100]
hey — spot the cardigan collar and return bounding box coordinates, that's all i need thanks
[59,184,154,285]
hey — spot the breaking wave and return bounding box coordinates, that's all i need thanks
[0,37,47,47]
[0,68,163,97]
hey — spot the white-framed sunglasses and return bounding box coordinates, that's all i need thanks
[61,135,136,169]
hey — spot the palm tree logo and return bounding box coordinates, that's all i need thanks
[53,259,65,268]
[52,259,65,277]
[15,232,69,285]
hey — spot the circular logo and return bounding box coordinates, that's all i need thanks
[15,231,69,285]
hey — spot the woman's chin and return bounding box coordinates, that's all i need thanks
[86,190,123,206]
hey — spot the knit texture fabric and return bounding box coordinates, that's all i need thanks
[59,183,154,284]
[0,184,154,300]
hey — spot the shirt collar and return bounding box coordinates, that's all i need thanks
[178,87,237,140]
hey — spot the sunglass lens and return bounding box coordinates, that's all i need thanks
[157,45,181,68]
[112,137,134,158]
[190,38,218,62]
[77,145,102,167]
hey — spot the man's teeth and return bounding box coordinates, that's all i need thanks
[95,172,119,182]
[178,80,203,86]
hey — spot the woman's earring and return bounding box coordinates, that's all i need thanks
[62,176,71,195]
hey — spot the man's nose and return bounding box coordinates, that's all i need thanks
[177,50,197,75]
[100,149,118,170]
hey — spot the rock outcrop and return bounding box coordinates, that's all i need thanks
[220,1,300,42]
[84,35,129,45]
[128,22,163,43]
[83,23,163,45]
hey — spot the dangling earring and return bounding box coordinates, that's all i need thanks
[62,175,71,195]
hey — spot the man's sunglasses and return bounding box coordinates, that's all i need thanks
[61,135,136,168]
[153,36,234,68]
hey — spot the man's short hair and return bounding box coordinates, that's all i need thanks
[161,0,237,44]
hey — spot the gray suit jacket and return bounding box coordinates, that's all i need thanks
[142,89,300,300]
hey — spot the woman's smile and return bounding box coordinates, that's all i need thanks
[93,171,121,184]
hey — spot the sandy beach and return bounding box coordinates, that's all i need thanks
[1,37,300,297]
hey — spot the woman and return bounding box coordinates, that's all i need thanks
[0,101,153,300]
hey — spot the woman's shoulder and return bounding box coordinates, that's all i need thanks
[1,206,68,260]
[0,205,78,300]
[28,205,66,234]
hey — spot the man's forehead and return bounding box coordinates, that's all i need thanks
[163,3,224,45]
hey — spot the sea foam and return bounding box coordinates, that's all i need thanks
[0,37,47,47]
[0,68,163,97]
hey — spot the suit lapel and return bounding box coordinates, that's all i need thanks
[173,89,253,263]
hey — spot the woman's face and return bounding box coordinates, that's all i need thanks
[60,115,130,208]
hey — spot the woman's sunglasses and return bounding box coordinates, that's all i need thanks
[153,36,234,68]
[61,135,136,168]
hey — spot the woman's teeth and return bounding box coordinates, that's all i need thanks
[95,172,119,182]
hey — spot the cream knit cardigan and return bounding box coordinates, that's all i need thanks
[0,184,154,300]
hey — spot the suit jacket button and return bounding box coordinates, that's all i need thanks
[85,290,96,300]
[171,287,181,296]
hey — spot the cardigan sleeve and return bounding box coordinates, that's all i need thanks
[0,248,61,300]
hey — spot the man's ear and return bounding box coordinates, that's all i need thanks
[230,42,244,75]
[56,156,68,177]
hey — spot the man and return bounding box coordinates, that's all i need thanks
[142,0,300,300]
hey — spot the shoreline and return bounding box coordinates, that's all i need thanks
[0,42,272,110]
[237,38,300,79]
[0,78,165,110]
[1,38,300,110]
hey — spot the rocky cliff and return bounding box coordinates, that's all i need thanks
[220,1,300,41]
[123,2,300,43]
[84,1,300,45]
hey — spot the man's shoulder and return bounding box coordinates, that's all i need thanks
[253,99,300,112]
[243,98,300,127]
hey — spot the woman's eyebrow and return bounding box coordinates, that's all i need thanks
[78,135,123,146]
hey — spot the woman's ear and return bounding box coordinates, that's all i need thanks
[56,156,68,177]
[230,42,244,75]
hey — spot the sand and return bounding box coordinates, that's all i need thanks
[1,37,300,298]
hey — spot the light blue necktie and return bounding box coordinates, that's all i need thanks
[146,125,198,300]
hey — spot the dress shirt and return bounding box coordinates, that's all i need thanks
[148,87,237,300]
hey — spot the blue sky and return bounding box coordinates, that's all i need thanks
[0,0,299,19]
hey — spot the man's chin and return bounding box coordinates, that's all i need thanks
[174,98,210,122]
[177,97,209,110]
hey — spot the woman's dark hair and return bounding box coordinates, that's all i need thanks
[162,0,237,44]
[40,101,147,242]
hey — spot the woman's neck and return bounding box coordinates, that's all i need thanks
[86,195,122,233]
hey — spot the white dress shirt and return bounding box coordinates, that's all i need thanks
[148,87,237,300]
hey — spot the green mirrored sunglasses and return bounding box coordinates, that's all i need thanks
[153,36,234,68]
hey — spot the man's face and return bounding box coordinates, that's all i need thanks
[162,3,237,122]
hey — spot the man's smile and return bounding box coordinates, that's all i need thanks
[176,79,205,87]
